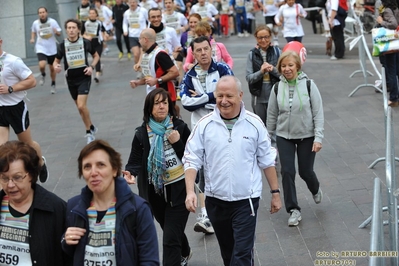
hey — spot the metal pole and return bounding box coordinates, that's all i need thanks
[385,107,398,266]
[369,178,385,266]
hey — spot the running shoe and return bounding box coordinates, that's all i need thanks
[193,213,214,234]
[40,75,45,86]
[127,53,132,60]
[288,209,302,226]
[118,52,123,60]
[50,84,56,94]
[85,133,95,144]
[39,156,49,183]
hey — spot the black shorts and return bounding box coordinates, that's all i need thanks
[37,53,56,65]
[129,37,141,48]
[0,101,30,135]
[66,77,91,100]
[265,16,277,26]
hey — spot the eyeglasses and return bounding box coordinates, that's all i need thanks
[257,35,271,40]
[0,173,28,184]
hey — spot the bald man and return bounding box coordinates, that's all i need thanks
[130,28,179,103]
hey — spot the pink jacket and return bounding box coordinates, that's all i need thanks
[183,39,234,72]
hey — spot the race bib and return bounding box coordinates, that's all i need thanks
[80,7,90,21]
[65,38,86,69]
[39,23,53,39]
[129,13,140,29]
[85,22,98,37]
[163,137,184,184]
[156,32,167,51]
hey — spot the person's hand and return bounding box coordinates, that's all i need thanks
[261,62,270,73]
[312,142,322,153]
[54,63,62,74]
[133,64,141,71]
[0,84,10,94]
[123,32,128,36]
[145,76,157,87]
[64,227,86,246]
[29,38,35,44]
[122,170,137,184]
[376,16,383,25]
[84,66,93,76]
[263,7,267,13]
[130,80,140,88]
[166,130,180,144]
[270,194,282,214]
[189,89,198,96]
[185,191,197,212]
[276,22,282,27]
[53,28,59,34]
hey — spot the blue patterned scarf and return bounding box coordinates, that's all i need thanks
[147,116,171,194]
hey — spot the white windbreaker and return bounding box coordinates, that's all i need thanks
[183,102,277,201]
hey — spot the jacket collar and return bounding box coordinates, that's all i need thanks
[212,101,246,122]
[78,177,132,210]
[0,183,55,213]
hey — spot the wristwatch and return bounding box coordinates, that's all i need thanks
[157,78,163,85]
[270,189,280,194]
[8,86,13,94]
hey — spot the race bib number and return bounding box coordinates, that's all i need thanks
[165,15,180,33]
[80,7,89,21]
[39,23,53,39]
[85,23,98,37]
[129,13,140,29]
[163,137,184,184]
[65,38,86,69]
[156,32,166,50]
[0,252,20,266]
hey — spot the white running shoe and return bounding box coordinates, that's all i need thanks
[193,213,215,234]
[85,133,95,144]
[288,209,302,226]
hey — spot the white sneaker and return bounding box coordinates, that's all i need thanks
[193,213,215,234]
[330,55,338,60]
[39,76,45,86]
[50,84,56,94]
[181,249,193,266]
[244,31,249,37]
[313,188,323,204]
[91,125,98,135]
[288,209,302,226]
[374,79,382,88]
[238,33,244,37]
[85,133,95,144]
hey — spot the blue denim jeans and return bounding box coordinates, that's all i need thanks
[384,53,399,102]
[235,8,248,33]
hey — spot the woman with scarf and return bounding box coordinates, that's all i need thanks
[124,88,192,266]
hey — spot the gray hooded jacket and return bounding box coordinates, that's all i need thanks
[266,71,324,143]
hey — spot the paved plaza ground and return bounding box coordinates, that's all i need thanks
[9,16,399,266]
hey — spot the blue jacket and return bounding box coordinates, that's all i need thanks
[62,177,160,266]
[180,60,234,112]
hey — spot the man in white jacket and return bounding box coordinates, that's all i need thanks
[183,75,282,265]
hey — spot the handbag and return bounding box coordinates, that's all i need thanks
[371,27,399,56]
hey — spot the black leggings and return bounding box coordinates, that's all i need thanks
[114,26,130,53]
[276,136,320,213]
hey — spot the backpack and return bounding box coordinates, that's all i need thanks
[273,79,312,104]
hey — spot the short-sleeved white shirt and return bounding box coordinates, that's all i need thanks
[190,3,219,25]
[0,53,31,106]
[31,18,61,56]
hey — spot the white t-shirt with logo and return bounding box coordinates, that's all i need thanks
[31,18,61,56]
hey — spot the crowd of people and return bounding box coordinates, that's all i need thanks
[0,0,351,264]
